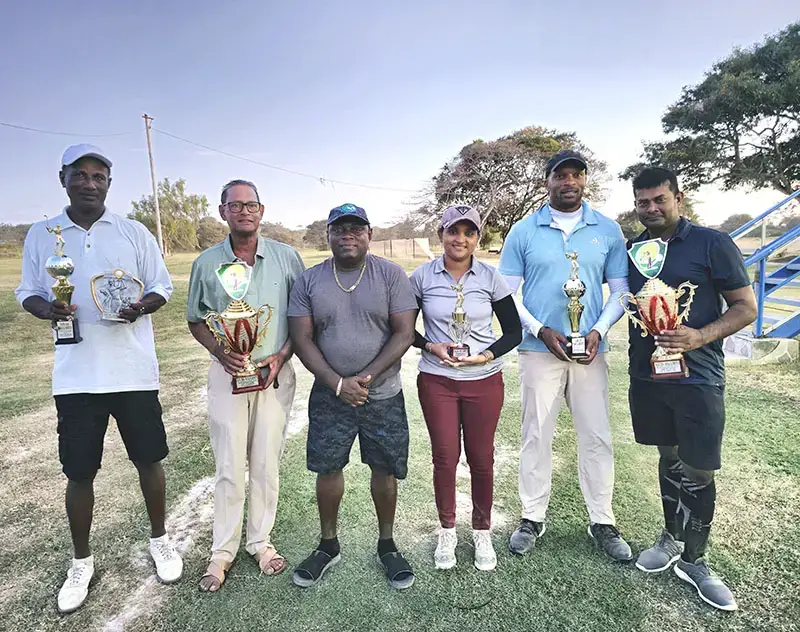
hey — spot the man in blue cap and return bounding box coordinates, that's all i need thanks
[288,203,418,590]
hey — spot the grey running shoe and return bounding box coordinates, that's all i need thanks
[636,529,684,573]
[509,519,545,555]
[674,557,738,611]
[588,523,633,562]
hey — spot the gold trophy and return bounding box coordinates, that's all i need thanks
[619,278,697,379]
[447,282,472,359]
[562,252,587,359]
[45,223,81,345]
[204,262,274,394]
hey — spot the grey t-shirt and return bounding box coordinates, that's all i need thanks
[288,254,417,399]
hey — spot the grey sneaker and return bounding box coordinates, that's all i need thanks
[636,529,684,573]
[509,519,546,555]
[674,557,738,611]
[588,524,633,562]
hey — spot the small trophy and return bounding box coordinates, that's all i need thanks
[45,223,81,345]
[204,262,274,394]
[562,252,587,359]
[447,282,472,359]
[620,278,697,379]
[90,269,145,321]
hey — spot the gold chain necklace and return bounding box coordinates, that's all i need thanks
[333,258,367,293]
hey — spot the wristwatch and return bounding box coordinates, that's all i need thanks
[537,327,547,340]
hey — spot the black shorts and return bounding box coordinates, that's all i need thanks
[628,378,725,470]
[54,390,169,482]
[306,382,409,479]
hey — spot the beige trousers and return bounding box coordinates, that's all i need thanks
[518,351,615,525]
[207,358,296,564]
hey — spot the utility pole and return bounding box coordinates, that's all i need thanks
[142,114,165,257]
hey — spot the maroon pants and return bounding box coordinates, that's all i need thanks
[417,371,504,530]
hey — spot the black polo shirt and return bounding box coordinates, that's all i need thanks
[627,218,750,386]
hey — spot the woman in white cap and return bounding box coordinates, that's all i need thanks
[410,205,521,571]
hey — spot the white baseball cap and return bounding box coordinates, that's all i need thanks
[61,144,113,169]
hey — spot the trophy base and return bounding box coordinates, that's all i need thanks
[231,370,268,394]
[448,344,470,359]
[54,318,82,345]
[101,312,128,322]
[566,335,588,359]
[650,355,689,379]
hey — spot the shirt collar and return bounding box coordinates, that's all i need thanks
[536,201,597,226]
[433,254,476,276]
[58,207,114,230]
[222,234,267,261]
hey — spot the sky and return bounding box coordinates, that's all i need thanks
[1,1,797,229]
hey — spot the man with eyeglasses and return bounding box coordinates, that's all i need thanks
[15,144,182,613]
[288,203,417,590]
[187,179,305,592]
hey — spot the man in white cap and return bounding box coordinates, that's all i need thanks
[15,144,183,613]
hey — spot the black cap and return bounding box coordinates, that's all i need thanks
[327,203,369,225]
[545,150,588,178]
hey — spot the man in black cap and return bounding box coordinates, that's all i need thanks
[499,150,633,561]
[288,203,418,589]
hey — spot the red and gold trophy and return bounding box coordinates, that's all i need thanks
[204,262,274,394]
[620,238,697,379]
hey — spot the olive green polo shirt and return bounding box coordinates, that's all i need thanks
[187,236,305,363]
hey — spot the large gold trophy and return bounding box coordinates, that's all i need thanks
[447,282,472,358]
[204,262,274,394]
[562,252,587,359]
[620,238,697,379]
[45,223,81,345]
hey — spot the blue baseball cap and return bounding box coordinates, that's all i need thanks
[327,203,370,225]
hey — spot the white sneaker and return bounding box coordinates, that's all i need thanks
[434,527,457,570]
[57,556,94,614]
[149,534,183,584]
[473,530,497,571]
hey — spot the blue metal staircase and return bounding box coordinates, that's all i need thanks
[730,189,800,338]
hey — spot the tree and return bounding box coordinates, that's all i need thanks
[197,216,229,249]
[303,219,329,250]
[719,213,754,234]
[622,22,800,195]
[129,178,209,254]
[417,126,609,242]
[260,221,303,247]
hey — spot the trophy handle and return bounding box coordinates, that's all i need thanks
[618,292,649,337]
[204,312,231,352]
[255,304,274,345]
[675,281,698,325]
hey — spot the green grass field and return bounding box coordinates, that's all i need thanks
[0,251,798,632]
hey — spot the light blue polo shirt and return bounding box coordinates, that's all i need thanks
[498,202,627,353]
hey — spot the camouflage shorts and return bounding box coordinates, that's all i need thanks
[306,382,409,479]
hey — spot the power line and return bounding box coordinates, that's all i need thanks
[153,128,418,193]
[0,121,134,138]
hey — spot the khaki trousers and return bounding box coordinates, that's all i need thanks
[518,351,616,525]
[207,358,296,564]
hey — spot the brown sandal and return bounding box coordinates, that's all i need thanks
[254,545,287,576]
[199,559,233,592]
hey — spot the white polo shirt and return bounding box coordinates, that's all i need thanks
[15,209,173,396]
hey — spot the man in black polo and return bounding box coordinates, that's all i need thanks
[627,167,756,611]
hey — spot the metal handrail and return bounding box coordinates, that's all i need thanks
[730,188,800,240]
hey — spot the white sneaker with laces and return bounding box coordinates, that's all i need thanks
[57,556,94,614]
[473,530,497,571]
[434,527,457,570]
[149,534,183,584]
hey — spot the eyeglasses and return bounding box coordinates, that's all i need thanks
[225,201,261,214]
[329,223,369,236]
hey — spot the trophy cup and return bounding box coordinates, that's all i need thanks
[90,269,145,321]
[562,252,587,359]
[447,282,472,359]
[619,278,697,379]
[204,262,274,394]
[45,224,81,345]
